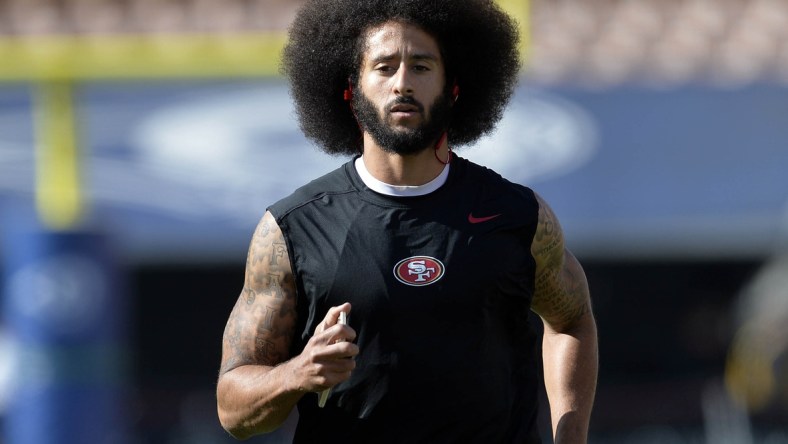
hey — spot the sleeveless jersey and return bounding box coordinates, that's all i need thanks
[268,156,542,443]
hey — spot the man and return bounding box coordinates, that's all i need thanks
[217,0,598,442]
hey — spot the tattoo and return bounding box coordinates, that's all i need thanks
[261,305,277,331]
[220,299,246,371]
[270,240,286,266]
[531,194,591,330]
[249,221,273,267]
[255,338,282,363]
[244,287,256,305]
[265,273,285,299]
[224,311,241,348]
[258,221,271,238]
[534,265,588,323]
[219,212,298,375]
[532,198,563,266]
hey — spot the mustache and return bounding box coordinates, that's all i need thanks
[386,96,425,113]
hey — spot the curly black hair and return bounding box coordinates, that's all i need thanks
[281,0,521,155]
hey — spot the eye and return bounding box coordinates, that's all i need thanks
[375,64,395,74]
[413,64,430,72]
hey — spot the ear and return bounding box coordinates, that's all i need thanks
[344,79,353,101]
[452,82,459,103]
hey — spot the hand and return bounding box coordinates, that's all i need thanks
[290,303,358,393]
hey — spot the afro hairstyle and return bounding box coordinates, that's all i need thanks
[281,0,521,155]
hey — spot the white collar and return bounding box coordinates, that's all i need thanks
[354,156,450,197]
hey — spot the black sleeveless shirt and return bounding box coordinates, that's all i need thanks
[268,156,542,443]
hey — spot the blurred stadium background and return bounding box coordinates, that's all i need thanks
[1,0,787,442]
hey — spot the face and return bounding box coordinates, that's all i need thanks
[354,21,452,155]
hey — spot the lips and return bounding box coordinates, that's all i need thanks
[388,96,424,115]
[390,103,419,113]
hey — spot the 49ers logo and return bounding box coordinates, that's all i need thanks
[393,256,445,286]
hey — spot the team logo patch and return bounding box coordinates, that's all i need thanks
[393,256,445,286]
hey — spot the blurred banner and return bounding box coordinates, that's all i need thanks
[1,207,128,444]
[1,81,786,262]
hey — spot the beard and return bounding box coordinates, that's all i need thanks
[353,88,453,156]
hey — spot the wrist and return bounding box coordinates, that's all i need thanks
[278,357,310,396]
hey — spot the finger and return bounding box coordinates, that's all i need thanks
[310,340,359,362]
[316,303,352,334]
[327,341,359,359]
[315,369,355,392]
[323,322,358,347]
[308,354,356,390]
[320,355,357,372]
[318,360,357,383]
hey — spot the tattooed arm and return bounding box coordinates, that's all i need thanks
[217,211,359,439]
[530,194,598,444]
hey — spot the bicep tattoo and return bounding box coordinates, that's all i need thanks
[220,213,297,375]
[532,252,590,330]
[530,195,591,330]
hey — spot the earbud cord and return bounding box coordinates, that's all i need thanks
[434,132,452,165]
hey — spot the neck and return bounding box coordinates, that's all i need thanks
[361,133,450,186]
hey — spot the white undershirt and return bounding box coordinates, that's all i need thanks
[354,156,450,197]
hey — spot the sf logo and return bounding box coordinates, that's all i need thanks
[393,256,445,286]
[407,260,435,282]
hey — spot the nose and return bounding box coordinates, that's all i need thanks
[392,64,413,96]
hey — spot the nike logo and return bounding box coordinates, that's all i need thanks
[468,213,502,224]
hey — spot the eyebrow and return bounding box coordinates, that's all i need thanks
[369,52,440,65]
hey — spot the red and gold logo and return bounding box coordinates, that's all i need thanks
[393,256,445,286]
